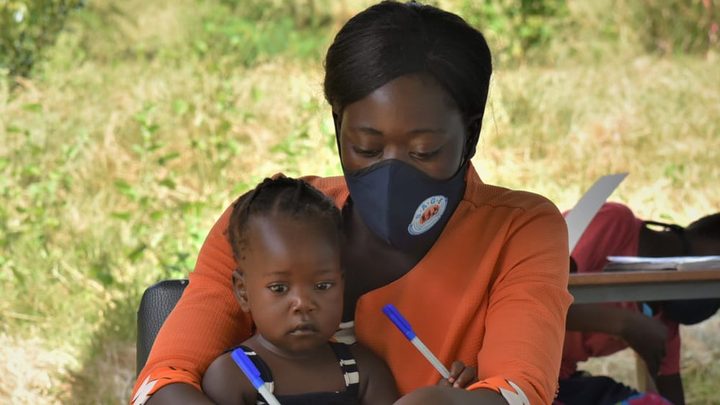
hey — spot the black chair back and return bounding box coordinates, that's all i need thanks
[136,279,188,375]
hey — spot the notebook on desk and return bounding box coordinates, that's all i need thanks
[604,256,720,272]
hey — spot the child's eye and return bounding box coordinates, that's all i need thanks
[315,282,334,291]
[267,284,288,294]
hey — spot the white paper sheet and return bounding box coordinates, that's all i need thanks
[607,255,720,264]
[565,173,628,254]
[605,256,720,271]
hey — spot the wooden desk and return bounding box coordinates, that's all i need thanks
[568,269,720,304]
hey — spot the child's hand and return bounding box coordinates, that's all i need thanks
[437,361,477,388]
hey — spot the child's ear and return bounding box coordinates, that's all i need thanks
[232,269,250,313]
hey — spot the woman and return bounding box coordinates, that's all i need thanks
[132,2,572,404]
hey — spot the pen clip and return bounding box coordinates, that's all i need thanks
[382,304,416,340]
[231,348,265,390]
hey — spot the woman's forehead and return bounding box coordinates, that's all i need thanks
[342,75,462,131]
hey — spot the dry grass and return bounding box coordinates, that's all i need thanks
[479,55,720,219]
[0,334,77,404]
[1,0,718,403]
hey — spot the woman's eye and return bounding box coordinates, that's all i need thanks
[410,150,440,161]
[351,146,381,158]
[267,284,288,294]
[315,282,334,291]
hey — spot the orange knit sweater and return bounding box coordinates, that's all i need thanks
[132,165,571,404]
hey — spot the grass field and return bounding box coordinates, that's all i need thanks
[1,0,718,403]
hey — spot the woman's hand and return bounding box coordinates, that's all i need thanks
[437,361,477,388]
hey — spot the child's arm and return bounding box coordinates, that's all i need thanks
[439,361,477,388]
[351,344,399,405]
[202,352,257,405]
[567,303,668,375]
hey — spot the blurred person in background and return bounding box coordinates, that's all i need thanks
[559,202,720,405]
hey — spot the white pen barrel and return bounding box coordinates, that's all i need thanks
[257,384,282,405]
[410,337,450,379]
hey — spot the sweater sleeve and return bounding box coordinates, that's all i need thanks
[130,203,253,405]
[469,199,572,404]
[569,202,640,273]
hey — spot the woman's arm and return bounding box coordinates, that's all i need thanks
[132,204,254,404]
[394,386,506,405]
[471,200,573,404]
[395,200,571,405]
[395,364,501,405]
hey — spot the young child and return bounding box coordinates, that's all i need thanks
[201,177,475,405]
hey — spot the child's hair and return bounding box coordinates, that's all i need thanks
[686,212,720,241]
[227,177,343,263]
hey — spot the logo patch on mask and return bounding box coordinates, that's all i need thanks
[408,195,448,235]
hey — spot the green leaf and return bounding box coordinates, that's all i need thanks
[113,179,138,200]
[157,151,180,166]
[128,243,147,262]
[172,99,190,115]
[111,211,131,220]
[159,177,176,189]
[22,103,42,112]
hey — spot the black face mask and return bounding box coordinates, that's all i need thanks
[333,113,480,258]
[344,159,466,258]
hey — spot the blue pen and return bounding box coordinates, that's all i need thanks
[382,304,450,379]
[231,348,282,405]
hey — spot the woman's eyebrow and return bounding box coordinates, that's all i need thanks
[406,127,445,135]
[352,126,384,136]
[351,126,445,136]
